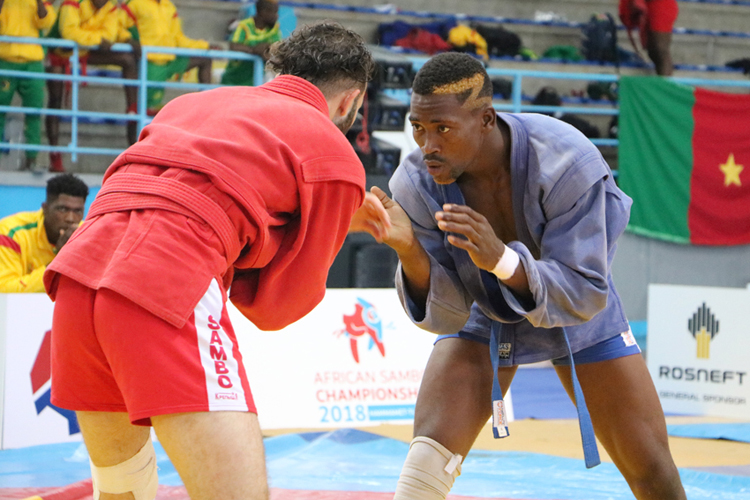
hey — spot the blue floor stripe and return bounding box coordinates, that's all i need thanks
[3,430,749,499]
[668,423,750,443]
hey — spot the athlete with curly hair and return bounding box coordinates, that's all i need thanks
[45,22,387,500]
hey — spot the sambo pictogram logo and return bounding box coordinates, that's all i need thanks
[30,330,80,434]
[337,298,385,363]
[688,302,719,360]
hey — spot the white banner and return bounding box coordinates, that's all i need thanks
[232,289,448,429]
[647,284,750,418]
[0,290,513,448]
[0,294,82,449]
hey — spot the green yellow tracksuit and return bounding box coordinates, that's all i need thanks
[0,0,57,159]
[221,17,281,86]
[120,0,208,109]
[0,209,56,292]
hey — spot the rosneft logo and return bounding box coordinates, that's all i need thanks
[688,303,719,359]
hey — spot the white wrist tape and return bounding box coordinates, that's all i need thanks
[491,246,520,280]
[90,436,158,500]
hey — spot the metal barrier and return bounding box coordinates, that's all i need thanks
[2,35,750,163]
[0,35,263,162]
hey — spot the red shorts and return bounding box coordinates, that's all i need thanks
[51,275,256,425]
[619,0,678,33]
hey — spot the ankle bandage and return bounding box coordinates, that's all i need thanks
[393,436,463,500]
[90,436,158,500]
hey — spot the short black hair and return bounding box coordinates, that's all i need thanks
[256,0,276,13]
[46,173,89,202]
[266,21,375,97]
[412,52,493,105]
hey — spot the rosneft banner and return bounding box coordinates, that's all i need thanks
[648,284,749,418]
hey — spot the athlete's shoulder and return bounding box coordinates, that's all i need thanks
[0,210,43,237]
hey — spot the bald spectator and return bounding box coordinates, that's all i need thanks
[0,173,88,292]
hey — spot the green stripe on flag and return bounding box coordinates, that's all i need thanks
[618,76,695,243]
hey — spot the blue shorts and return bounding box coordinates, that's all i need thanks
[436,329,641,366]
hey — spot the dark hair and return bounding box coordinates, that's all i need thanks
[46,173,89,202]
[266,21,375,97]
[413,53,493,105]
[256,0,276,13]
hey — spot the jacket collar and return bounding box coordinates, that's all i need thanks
[262,75,329,116]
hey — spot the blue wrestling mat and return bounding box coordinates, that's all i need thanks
[2,429,749,500]
[667,423,750,444]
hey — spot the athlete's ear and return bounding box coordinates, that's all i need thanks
[337,88,362,118]
[481,105,496,129]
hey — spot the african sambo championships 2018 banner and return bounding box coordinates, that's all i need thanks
[1,289,509,448]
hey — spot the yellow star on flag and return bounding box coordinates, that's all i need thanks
[719,153,743,187]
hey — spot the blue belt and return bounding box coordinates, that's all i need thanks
[489,322,601,468]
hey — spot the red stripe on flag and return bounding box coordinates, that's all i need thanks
[688,88,750,245]
[0,235,21,253]
[30,330,52,394]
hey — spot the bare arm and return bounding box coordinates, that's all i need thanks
[370,186,432,309]
[436,203,533,305]
[36,0,47,19]
[229,41,270,58]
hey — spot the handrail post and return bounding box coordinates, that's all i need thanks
[138,46,149,137]
[512,74,523,114]
[70,45,80,162]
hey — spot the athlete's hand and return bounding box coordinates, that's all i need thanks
[55,225,77,252]
[348,191,391,242]
[369,186,418,255]
[436,204,505,271]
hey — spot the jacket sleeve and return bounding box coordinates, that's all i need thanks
[171,13,208,49]
[59,3,111,46]
[117,4,135,42]
[230,179,363,331]
[498,178,615,328]
[35,1,57,30]
[0,243,47,293]
[390,164,473,335]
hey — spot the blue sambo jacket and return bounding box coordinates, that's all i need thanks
[390,112,633,366]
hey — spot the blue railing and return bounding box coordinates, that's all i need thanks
[2,35,750,161]
[0,35,263,161]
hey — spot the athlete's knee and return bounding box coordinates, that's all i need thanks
[90,436,158,500]
[393,436,463,500]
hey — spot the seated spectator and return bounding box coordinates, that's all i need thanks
[619,0,678,76]
[221,0,280,86]
[0,0,56,172]
[46,0,141,172]
[120,0,214,115]
[0,173,88,293]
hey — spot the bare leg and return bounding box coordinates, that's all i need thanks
[45,65,64,149]
[152,411,269,500]
[76,411,151,500]
[188,57,213,84]
[555,355,686,500]
[413,338,516,457]
[88,50,139,144]
[647,31,674,76]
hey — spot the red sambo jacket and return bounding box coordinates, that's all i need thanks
[45,75,365,330]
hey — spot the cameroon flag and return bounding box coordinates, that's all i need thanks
[618,76,750,245]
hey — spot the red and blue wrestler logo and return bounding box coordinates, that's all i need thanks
[30,330,80,434]
[338,298,386,363]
